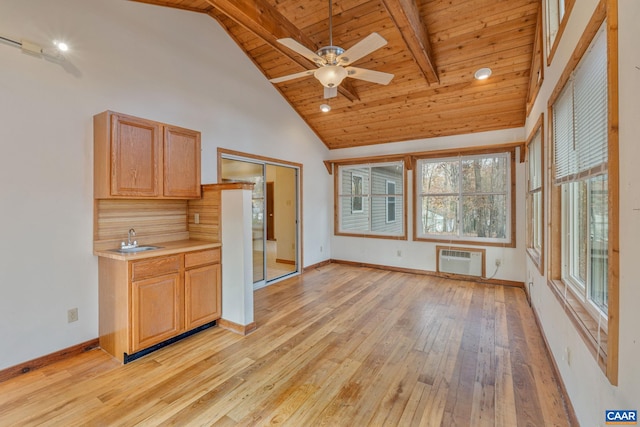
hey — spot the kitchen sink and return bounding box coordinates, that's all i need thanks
[109,245,162,254]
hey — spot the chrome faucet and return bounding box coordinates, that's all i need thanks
[121,228,138,249]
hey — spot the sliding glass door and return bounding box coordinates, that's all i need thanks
[220,155,299,287]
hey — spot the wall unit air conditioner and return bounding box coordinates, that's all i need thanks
[437,247,483,277]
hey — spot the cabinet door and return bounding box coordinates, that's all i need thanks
[164,126,201,198]
[111,114,161,197]
[131,273,182,352]
[184,263,221,330]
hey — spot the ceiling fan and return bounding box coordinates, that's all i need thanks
[269,0,394,99]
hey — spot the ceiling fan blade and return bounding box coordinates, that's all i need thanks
[269,69,315,84]
[337,33,388,66]
[277,38,326,65]
[345,67,394,85]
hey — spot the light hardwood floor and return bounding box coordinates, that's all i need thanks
[0,264,573,426]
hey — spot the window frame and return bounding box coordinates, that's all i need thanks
[547,0,618,385]
[414,148,516,247]
[526,114,545,272]
[334,159,407,240]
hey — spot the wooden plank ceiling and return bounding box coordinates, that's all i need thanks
[132,0,539,149]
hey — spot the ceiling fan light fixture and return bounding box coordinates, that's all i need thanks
[315,65,348,88]
[320,103,331,113]
[474,67,492,80]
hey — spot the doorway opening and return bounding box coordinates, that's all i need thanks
[218,149,301,288]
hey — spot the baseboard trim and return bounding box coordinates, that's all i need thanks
[303,259,331,272]
[330,259,524,288]
[531,305,580,426]
[275,258,296,265]
[0,339,100,384]
[218,318,257,336]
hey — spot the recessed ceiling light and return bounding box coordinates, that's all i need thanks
[53,40,69,52]
[474,67,492,80]
[320,103,331,113]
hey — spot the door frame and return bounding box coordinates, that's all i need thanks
[217,148,303,288]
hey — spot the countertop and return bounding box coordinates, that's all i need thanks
[94,239,221,261]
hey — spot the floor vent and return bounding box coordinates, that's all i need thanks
[437,247,483,277]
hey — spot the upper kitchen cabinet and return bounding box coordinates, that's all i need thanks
[163,126,201,198]
[94,111,201,199]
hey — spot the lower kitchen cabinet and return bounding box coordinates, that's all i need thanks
[98,247,221,363]
[185,263,221,330]
[131,272,182,352]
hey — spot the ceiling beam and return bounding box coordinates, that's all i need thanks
[130,0,213,14]
[205,0,359,102]
[381,0,439,85]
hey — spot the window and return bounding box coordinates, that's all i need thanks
[553,22,608,317]
[545,0,574,63]
[386,180,396,223]
[561,177,608,314]
[526,9,544,115]
[548,10,618,384]
[415,151,513,245]
[546,0,565,48]
[526,116,544,271]
[336,161,405,238]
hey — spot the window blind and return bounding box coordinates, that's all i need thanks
[553,22,607,184]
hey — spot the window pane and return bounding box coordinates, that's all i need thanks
[533,191,542,251]
[340,195,369,232]
[420,161,459,194]
[569,181,588,287]
[340,168,370,195]
[371,164,402,194]
[590,175,608,313]
[420,195,458,235]
[461,195,508,239]
[373,196,403,233]
[336,161,404,237]
[462,156,508,193]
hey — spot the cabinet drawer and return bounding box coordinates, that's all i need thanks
[131,255,181,281]
[185,248,220,269]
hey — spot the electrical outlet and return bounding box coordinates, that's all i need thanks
[397,250,402,257]
[495,259,502,267]
[194,213,200,224]
[67,308,78,323]
[320,245,323,253]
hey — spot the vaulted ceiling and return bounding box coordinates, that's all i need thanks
[132,0,540,150]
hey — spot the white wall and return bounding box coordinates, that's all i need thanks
[0,0,332,370]
[524,0,640,424]
[328,128,528,283]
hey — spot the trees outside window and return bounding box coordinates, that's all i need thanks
[416,152,512,245]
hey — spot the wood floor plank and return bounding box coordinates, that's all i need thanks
[469,286,497,427]
[0,264,573,426]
